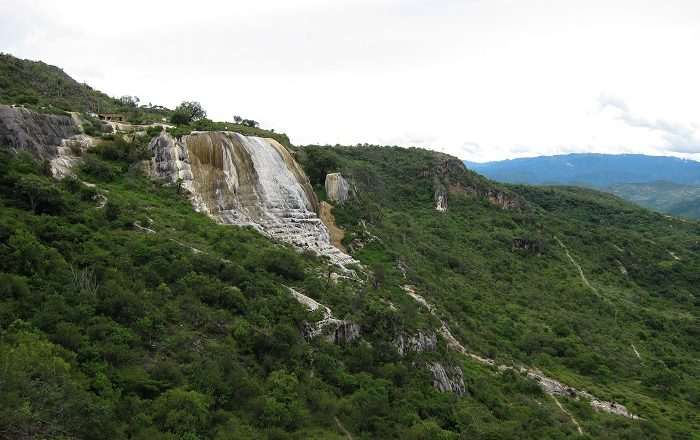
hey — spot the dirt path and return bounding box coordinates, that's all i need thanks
[552,395,584,435]
[554,236,599,296]
[402,285,640,421]
[334,415,353,439]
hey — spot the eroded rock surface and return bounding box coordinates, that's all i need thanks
[289,288,360,344]
[0,105,91,178]
[325,172,350,203]
[428,362,465,395]
[434,186,448,212]
[394,331,437,356]
[149,132,358,268]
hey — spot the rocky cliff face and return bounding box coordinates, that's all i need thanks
[0,105,90,178]
[149,132,358,268]
[289,288,360,344]
[325,172,350,203]
[428,362,465,395]
[393,331,437,356]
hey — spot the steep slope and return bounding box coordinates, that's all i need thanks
[300,144,700,438]
[0,53,118,113]
[148,131,357,268]
[0,59,698,437]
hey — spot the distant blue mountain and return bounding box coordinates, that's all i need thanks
[465,153,700,188]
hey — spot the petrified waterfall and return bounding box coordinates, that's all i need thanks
[150,132,357,267]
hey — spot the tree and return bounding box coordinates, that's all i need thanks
[14,173,64,212]
[233,115,243,124]
[119,95,140,107]
[170,101,206,125]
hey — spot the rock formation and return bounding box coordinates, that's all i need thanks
[325,172,350,203]
[393,331,437,356]
[403,284,640,419]
[289,288,360,344]
[434,186,448,212]
[149,132,358,268]
[0,105,91,178]
[427,362,465,395]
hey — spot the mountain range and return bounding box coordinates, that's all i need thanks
[466,153,700,218]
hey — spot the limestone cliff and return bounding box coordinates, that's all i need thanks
[325,172,350,203]
[149,132,358,268]
[0,105,91,178]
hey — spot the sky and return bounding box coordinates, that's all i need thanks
[2,0,700,162]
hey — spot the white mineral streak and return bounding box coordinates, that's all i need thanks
[402,285,640,420]
[150,132,358,269]
[52,135,93,178]
[288,287,360,343]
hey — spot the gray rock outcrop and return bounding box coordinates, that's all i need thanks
[428,362,465,395]
[0,105,91,178]
[394,331,437,356]
[434,186,448,212]
[289,288,360,344]
[325,172,350,203]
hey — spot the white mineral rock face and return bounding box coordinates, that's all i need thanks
[428,362,465,395]
[149,132,358,268]
[325,172,350,203]
[394,331,437,356]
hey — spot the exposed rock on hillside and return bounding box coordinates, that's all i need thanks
[418,159,467,178]
[289,288,360,344]
[402,285,640,420]
[0,105,91,178]
[325,172,350,203]
[427,362,465,395]
[149,132,358,268]
[434,186,448,212]
[393,331,437,356]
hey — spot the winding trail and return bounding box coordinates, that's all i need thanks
[631,344,641,360]
[552,395,584,435]
[334,416,353,439]
[402,285,640,428]
[554,236,599,296]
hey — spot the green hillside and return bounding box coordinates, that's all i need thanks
[0,57,698,438]
[0,53,171,123]
[611,181,700,219]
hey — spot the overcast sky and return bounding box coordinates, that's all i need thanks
[2,0,700,161]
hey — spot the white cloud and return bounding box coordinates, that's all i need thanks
[2,0,700,162]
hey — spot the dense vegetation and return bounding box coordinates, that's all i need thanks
[1,53,698,438]
[1,142,621,439]
[298,144,700,439]
[611,181,700,220]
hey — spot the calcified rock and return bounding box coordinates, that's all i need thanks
[434,186,448,212]
[325,172,350,203]
[149,132,358,268]
[53,134,93,178]
[427,362,465,395]
[0,104,93,178]
[394,331,437,356]
[289,288,360,344]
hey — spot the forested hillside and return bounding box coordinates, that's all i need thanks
[0,55,698,439]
